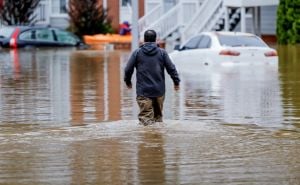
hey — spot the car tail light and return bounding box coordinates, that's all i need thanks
[219,50,240,56]
[264,50,278,57]
[9,28,20,48]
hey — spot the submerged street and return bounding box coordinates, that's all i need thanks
[0,47,299,184]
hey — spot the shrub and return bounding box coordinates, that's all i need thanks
[277,0,300,44]
[68,0,113,38]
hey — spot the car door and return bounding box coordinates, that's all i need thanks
[196,35,212,65]
[34,28,57,47]
[178,35,211,66]
[53,29,81,46]
[18,28,57,47]
[176,35,203,62]
[171,35,204,73]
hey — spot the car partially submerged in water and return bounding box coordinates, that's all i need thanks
[0,26,86,48]
[170,32,278,68]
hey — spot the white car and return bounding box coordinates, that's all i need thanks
[169,32,278,68]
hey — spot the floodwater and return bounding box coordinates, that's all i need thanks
[0,46,299,184]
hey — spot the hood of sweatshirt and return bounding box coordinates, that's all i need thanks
[140,42,159,56]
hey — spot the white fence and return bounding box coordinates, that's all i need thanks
[181,0,224,42]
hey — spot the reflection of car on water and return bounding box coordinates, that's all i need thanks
[0,26,86,48]
[169,32,278,67]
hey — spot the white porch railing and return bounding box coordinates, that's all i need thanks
[144,3,182,40]
[138,4,163,36]
[139,1,200,40]
[181,0,224,42]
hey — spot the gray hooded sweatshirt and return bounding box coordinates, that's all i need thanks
[124,42,180,97]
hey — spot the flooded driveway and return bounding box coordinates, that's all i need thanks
[0,47,299,184]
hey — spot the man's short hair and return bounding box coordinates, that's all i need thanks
[144,30,157,42]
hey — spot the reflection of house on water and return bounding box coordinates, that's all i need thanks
[176,66,284,126]
[0,49,130,125]
[221,67,283,126]
[0,49,72,123]
[70,51,125,124]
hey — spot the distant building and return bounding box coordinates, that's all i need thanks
[4,0,277,42]
[32,0,144,32]
[139,0,279,43]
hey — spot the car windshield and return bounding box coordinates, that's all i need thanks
[55,29,79,44]
[0,27,15,38]
[217,35,267,47]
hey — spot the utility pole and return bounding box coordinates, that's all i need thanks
[131,0,139,51]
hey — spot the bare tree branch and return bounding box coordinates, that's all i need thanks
[0,0,40,25]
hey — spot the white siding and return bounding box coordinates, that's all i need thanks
[50,17,69,29]
[261,5,277,35]
[234,6,277,35]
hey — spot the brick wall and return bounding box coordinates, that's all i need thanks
[107,0,120,32]
[139,0,145,18]
[100,0,145,33]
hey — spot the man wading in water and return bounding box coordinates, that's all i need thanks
[124,30,180,126]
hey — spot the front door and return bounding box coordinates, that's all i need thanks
[33,0,50,25]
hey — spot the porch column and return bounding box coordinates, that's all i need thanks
[132,0,139,51]
[224,6,229,31]
[256,6,261,36]
[240,6,246,32]
[103,0,107,10]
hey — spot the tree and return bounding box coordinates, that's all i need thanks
[0,0,40,25]
[68,0,113,38]
[277,0,300,44]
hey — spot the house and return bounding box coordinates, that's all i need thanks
[32,0,278,43]
[139,0,279,43]
[33,0,145,32]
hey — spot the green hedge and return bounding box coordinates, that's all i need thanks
[277,0,300,44]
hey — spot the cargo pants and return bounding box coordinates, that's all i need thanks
[136,96,165,126]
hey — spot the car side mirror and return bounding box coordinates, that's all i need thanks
[77,42,89,49]
[179,46,187,51]
[174,44,180,51]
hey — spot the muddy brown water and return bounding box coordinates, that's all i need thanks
[0,46,299,184]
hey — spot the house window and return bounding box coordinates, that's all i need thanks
[52,0,68,14]
[122,0,131,6]
[60,0,67,13]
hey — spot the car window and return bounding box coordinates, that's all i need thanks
[55,29,78,45]
[0,27,15,38]
[198,35,211,49]
[217,35,267,47]
[183,35,203,50]
[35,29,55,42]
[19,30,34,40]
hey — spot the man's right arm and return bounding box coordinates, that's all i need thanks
[124,50,138,88]
[162,50,180,89]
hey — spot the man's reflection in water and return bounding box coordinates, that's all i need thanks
[138,129,166,184]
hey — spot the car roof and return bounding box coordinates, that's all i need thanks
[202,31,258,37]
[0,25,63,31]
